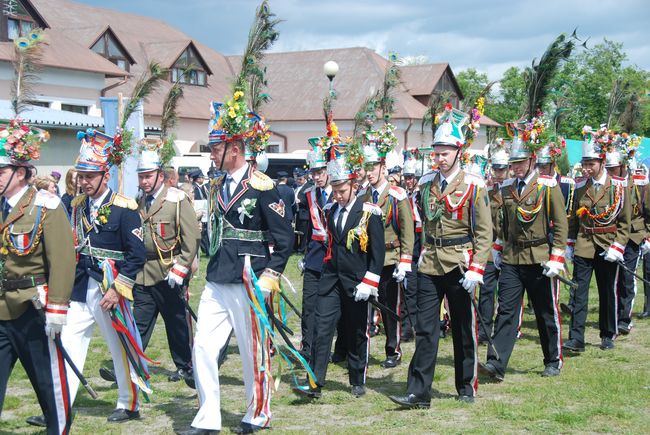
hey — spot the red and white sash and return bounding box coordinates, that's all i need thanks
[306,189,327,242]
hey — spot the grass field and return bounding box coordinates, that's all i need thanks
[2,255,650,434]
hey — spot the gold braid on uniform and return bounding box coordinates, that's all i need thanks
[346,210,371,253]
[147,202,181,266]
[2,192,47,256]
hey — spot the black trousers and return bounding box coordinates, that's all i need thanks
[401,262,419,333]
[311,282,370,387]
[378,265,401,358]
[295,218,309,252]
[617,241,640,327]
[644,254,650,312]
[487,264,562,376]
[478,261,500,339]
[200,225,209,256]
[0,306,71,435]
[300,269,321,361]
[570,252,619,344]
[406,269,478,398]
[133,281,193,371]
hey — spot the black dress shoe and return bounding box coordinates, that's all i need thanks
[292,383,321,399]
[541,365,561,377]
[560,303,572,315]
[380,356,401,368]
[456,395,475,403]
[638,311,650,319]
[26,415,47,427]
[562,339,585,353]
[178,428,220,435]
[351,385,366,397]
[107,408,140,422]
[170,368,194,383]
[478,362,504,382]
[232,422,268,434]
[617,323,631,335]
[99,367,117,383]
[388,393,430,409]
[600,337,615,350]
[330,352,346,363]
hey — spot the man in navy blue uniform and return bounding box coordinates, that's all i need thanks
[62,130,146,422]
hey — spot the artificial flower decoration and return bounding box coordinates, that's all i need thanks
[0,118,49,165]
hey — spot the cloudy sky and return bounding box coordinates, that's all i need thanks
[77,0,648,79]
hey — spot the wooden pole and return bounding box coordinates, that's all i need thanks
[117,93,124,194]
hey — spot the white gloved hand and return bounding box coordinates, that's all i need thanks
[297,259,305,273]
[166,264,187,288]
[459,270,483,293]
[392,263,409,283]
[543,260,564,278]
[603,244,625,263]
[565,245,574,261]
[491,240,503,269]
[354,282,377,302]
[640,239,650,256]
[45,322,63,340]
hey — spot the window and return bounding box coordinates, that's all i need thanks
[266,144,280,154]
[91,29,131,71]
[61,104,88,115]
[4,0,35,41]
[170,45,208,86]
[28,100,50,108]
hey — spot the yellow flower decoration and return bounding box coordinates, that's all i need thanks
[0,246,8,256]
[228,106,237,119]
[233,91,244,101]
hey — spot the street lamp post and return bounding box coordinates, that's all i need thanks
[323,60,339,97]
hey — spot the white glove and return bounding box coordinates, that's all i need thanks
[459,270,483,293]
[45,322,63,340]
[392,263,409,283]
[543,260,563,278]
[297,259,305,273]
[166,264,187,288]
[640,239,650,256]
[354,282,377,302]
[603,244,625,263]
[565,245,574,261]
[491,240,503,269]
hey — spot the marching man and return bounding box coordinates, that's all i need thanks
[185,95,293,435]
[360,124,414,368]
[0,119,75,434]
[481,125,568,382]
[389,105,492,407]
[564,126,631,352]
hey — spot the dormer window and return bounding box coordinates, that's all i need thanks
[2,0,46,42]
[171,44,209,86]
[91,27,134,72]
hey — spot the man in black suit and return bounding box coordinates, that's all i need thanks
[294,168,313,253]
[275,171,296,222]
[294,142,384,399]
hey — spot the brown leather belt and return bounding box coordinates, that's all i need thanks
[426,235,472,247]
[514,238,547,249]
[582,225,617,235]
[0,275,47,292]
[385,239,401,250]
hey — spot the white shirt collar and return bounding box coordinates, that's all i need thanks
[440,167,460,185]
[150,183,165,199]
[593,170,607,185]
[6,185,30,208]
[228,163,250,186]
[372,180,388,196]
[518,169,537,186]
[90,188,111,209]
[340,195,357,213]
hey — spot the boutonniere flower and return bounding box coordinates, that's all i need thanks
[237,198,257,224]
[97,205,111,225]
[0,240,8,256]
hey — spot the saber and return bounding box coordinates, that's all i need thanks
[540,263,578,289]
[279,290,302,318]
[32,297,98,399]
[178,283,198,322]
[617,260,650,286]
[370,298,400,321]
[468,291,500,361]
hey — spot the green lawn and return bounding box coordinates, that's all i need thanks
[2,256,649,433]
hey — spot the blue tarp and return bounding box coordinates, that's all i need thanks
[566,137,650,165]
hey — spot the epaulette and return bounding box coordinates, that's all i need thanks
[610,176,627,187]
[304,185,316,194]
[363,202,383,215]
[418,170,438,186]
[537,174,558,187]
[388,185,408,201]
[34,189,62,209]
[71,194,87,207]
[356,187,368,197]
[463,171,486,188]
[559,176,575,185]
[250,170,274,191]
[575,179,587,189]
[209,177,222,188]
[113,193,138,210]
[501,178,515,187]
[165,186,186,203]
[323,202,335,211]
[633,174,648,186]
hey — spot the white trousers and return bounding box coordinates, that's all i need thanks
[60,278,139,411]
[191,281,271,431]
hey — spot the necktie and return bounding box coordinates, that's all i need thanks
[222,175,233,204]
[440,179,448,192]
[593,182,600,193]
[518,180,526,195]
[337,207,347,235]
[2,199,11,220]
[322,189,328,206]
[145,195,155,211]
[372,190,379,204]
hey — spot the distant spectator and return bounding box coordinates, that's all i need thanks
[33,175,58,194]
[61,168,78,217]
[163,166,179,187]
[275,171,295,222]
[50,170,62,195]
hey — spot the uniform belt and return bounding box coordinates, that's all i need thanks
[582,225,617,235]
[78,246,126,261]
[514,238,547,248]
[425,235,471,247]
[221,226,270,242]
[385,239,401,250]
[0,274,46,292]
